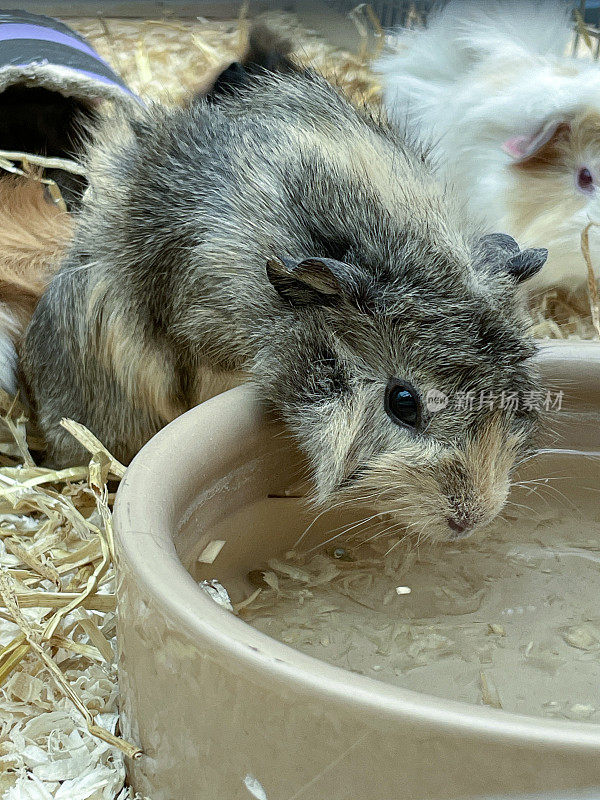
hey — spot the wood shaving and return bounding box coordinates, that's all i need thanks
[198,579,233,611]
[241,504,600,721]
[197,540,226,564]
[0,397,143,799]
[480,671,502,709]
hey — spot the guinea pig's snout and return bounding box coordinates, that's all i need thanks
[446,513,474,539]
[446,496,478,540]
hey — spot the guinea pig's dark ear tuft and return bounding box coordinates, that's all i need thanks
[505,247,548,283]
[205,61,248,102]
[266,256,354,306]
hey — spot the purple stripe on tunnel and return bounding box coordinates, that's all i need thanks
[0,23,107,63]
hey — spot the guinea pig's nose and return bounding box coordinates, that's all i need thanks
[447,515,473,536]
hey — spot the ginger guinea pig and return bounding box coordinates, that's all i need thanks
[0,176,72,395]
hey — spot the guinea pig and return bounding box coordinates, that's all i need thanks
[21,58,548,544]
[376,0,600,296]
[0,176,72,395]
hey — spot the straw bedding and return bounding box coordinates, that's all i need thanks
[0,10,597,800]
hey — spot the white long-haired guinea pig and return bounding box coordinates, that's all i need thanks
[377,0,600,295]
[0,177,72,396]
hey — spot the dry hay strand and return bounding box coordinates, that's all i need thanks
[530,287,599,340]
[529,224,600,340]
[0,395,142,799]
[348,3,385,63]
[0,150,85,215]
[580,221,600,338]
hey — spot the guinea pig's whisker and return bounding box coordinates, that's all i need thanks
[385,521,433,556]
[532,483,577,510]
[325,509,397,545]
[522,449,600,462]
[301,479,414,544]
[307,509,393,553]
[355,521,406,547]
[513,475,572,485]
[294,496,366,547]
[512,477,572,498]
[361,522,410,551]
[513,478,576,510]
[519,487,554,507]
[502,499,539,517]
[311,509,381,544]
[510,478,550,489]
[415,525,430,550]
[347,502,430,546]
[358,511,431,547]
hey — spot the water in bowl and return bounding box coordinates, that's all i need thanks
[241,500,600,722]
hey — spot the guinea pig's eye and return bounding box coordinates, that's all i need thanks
[384,379,421,429]
[577,167,594,193]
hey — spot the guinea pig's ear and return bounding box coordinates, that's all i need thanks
[266,256,362,306]
[479,233,520,261]
[480,233,548,284]
[502,120,570,163]
[505,247,549,283]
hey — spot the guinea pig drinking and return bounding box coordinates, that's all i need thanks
[21,56,548,544]
[377,0,600,295]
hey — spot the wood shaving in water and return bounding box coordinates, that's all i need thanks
[238,504,600,721]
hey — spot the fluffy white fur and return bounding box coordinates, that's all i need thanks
[377,0,600,293]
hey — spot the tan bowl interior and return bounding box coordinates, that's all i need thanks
[114,340,600,800]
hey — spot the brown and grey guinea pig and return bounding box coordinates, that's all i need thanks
[0,176,72,396]
[21,50,548,545]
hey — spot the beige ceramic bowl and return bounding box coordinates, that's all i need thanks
[113,340,600,800]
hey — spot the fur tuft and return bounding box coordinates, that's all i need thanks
[194,22,298,103]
